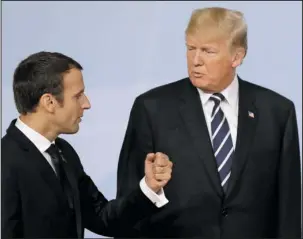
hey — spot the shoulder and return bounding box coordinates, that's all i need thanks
[130,78,190,112]
[240,78,295,111]
[1,134,24,167]
[136,78,189,102]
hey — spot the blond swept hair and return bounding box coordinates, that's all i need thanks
[186,7,248,56]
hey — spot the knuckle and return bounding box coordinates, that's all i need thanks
[156,152,162,158]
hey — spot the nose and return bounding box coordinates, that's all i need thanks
[193,50,203,66]
[82,94,91,110]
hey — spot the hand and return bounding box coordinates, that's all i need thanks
[144,152,173,194]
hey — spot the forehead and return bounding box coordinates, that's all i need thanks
[62,68,84,94]
[186,33,229,48]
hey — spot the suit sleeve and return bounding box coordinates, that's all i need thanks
[79,171,158,237]
[277,102,302,238]
[1,161,23,238]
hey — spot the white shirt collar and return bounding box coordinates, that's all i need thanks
[15,117,54,153]
[197,74,239,109]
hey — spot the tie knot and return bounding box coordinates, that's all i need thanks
[210,93,225,104]
[46,144,61,159]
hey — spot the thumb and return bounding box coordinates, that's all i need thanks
[145,153,155,163]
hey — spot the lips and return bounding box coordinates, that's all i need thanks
[193,72,203,78]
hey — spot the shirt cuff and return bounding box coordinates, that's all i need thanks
[139,176,169,208]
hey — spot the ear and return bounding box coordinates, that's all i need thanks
[231,47,246,68]
[39,93,57,113]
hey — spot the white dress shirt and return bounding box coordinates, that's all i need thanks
[196,74,239,148]
[15,118,168,208]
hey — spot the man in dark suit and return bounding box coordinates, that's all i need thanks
[2,51,173,238]
[116,7,301,238]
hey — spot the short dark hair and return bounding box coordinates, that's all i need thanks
[13,51,83,114]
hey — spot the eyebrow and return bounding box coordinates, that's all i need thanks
[74,89,85,97]
[186,44,218,50]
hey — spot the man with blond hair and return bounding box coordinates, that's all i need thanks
[116,7,301,238]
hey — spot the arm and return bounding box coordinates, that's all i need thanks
[79,152,171,237]
[79,172,159,237]
[277,102,301,238]
[1,161,23,238]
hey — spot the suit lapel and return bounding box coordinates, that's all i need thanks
[56,139,83,239]
[31,151,68,207]
[225,79,257,199]
[179,79,224,197]
[6,121,68,207]
[6,120,83,238]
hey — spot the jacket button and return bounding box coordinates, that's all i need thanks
[221,208,228,217]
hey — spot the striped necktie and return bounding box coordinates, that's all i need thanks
[210,93,234,192]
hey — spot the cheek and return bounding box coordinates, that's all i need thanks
[60,105,78,120]
[186,55,192,65]
[206,58,228,73]
[204,59,220,74]
[186,51,197,63]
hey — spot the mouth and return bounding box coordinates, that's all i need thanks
[193,72,204,78]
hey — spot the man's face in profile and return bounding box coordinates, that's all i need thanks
[51,68,91,135]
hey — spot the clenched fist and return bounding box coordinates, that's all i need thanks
[144,152,173,193]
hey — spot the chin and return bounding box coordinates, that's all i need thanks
[63,126,80,135]
[71,127,80,134]
[189,76,212,91]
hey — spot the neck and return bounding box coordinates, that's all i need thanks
[19,113,58,142]
[219,71,236,92]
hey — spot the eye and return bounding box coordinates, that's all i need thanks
[187,46,196,51]
[75,93,83,99]
[203,48,216,54]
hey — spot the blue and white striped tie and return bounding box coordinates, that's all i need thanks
[210,93,234,192]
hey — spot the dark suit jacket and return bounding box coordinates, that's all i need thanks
[1,119,159,238]
[116,77,301,238]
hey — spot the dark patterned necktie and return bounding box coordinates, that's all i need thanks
[46,144,74,208]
